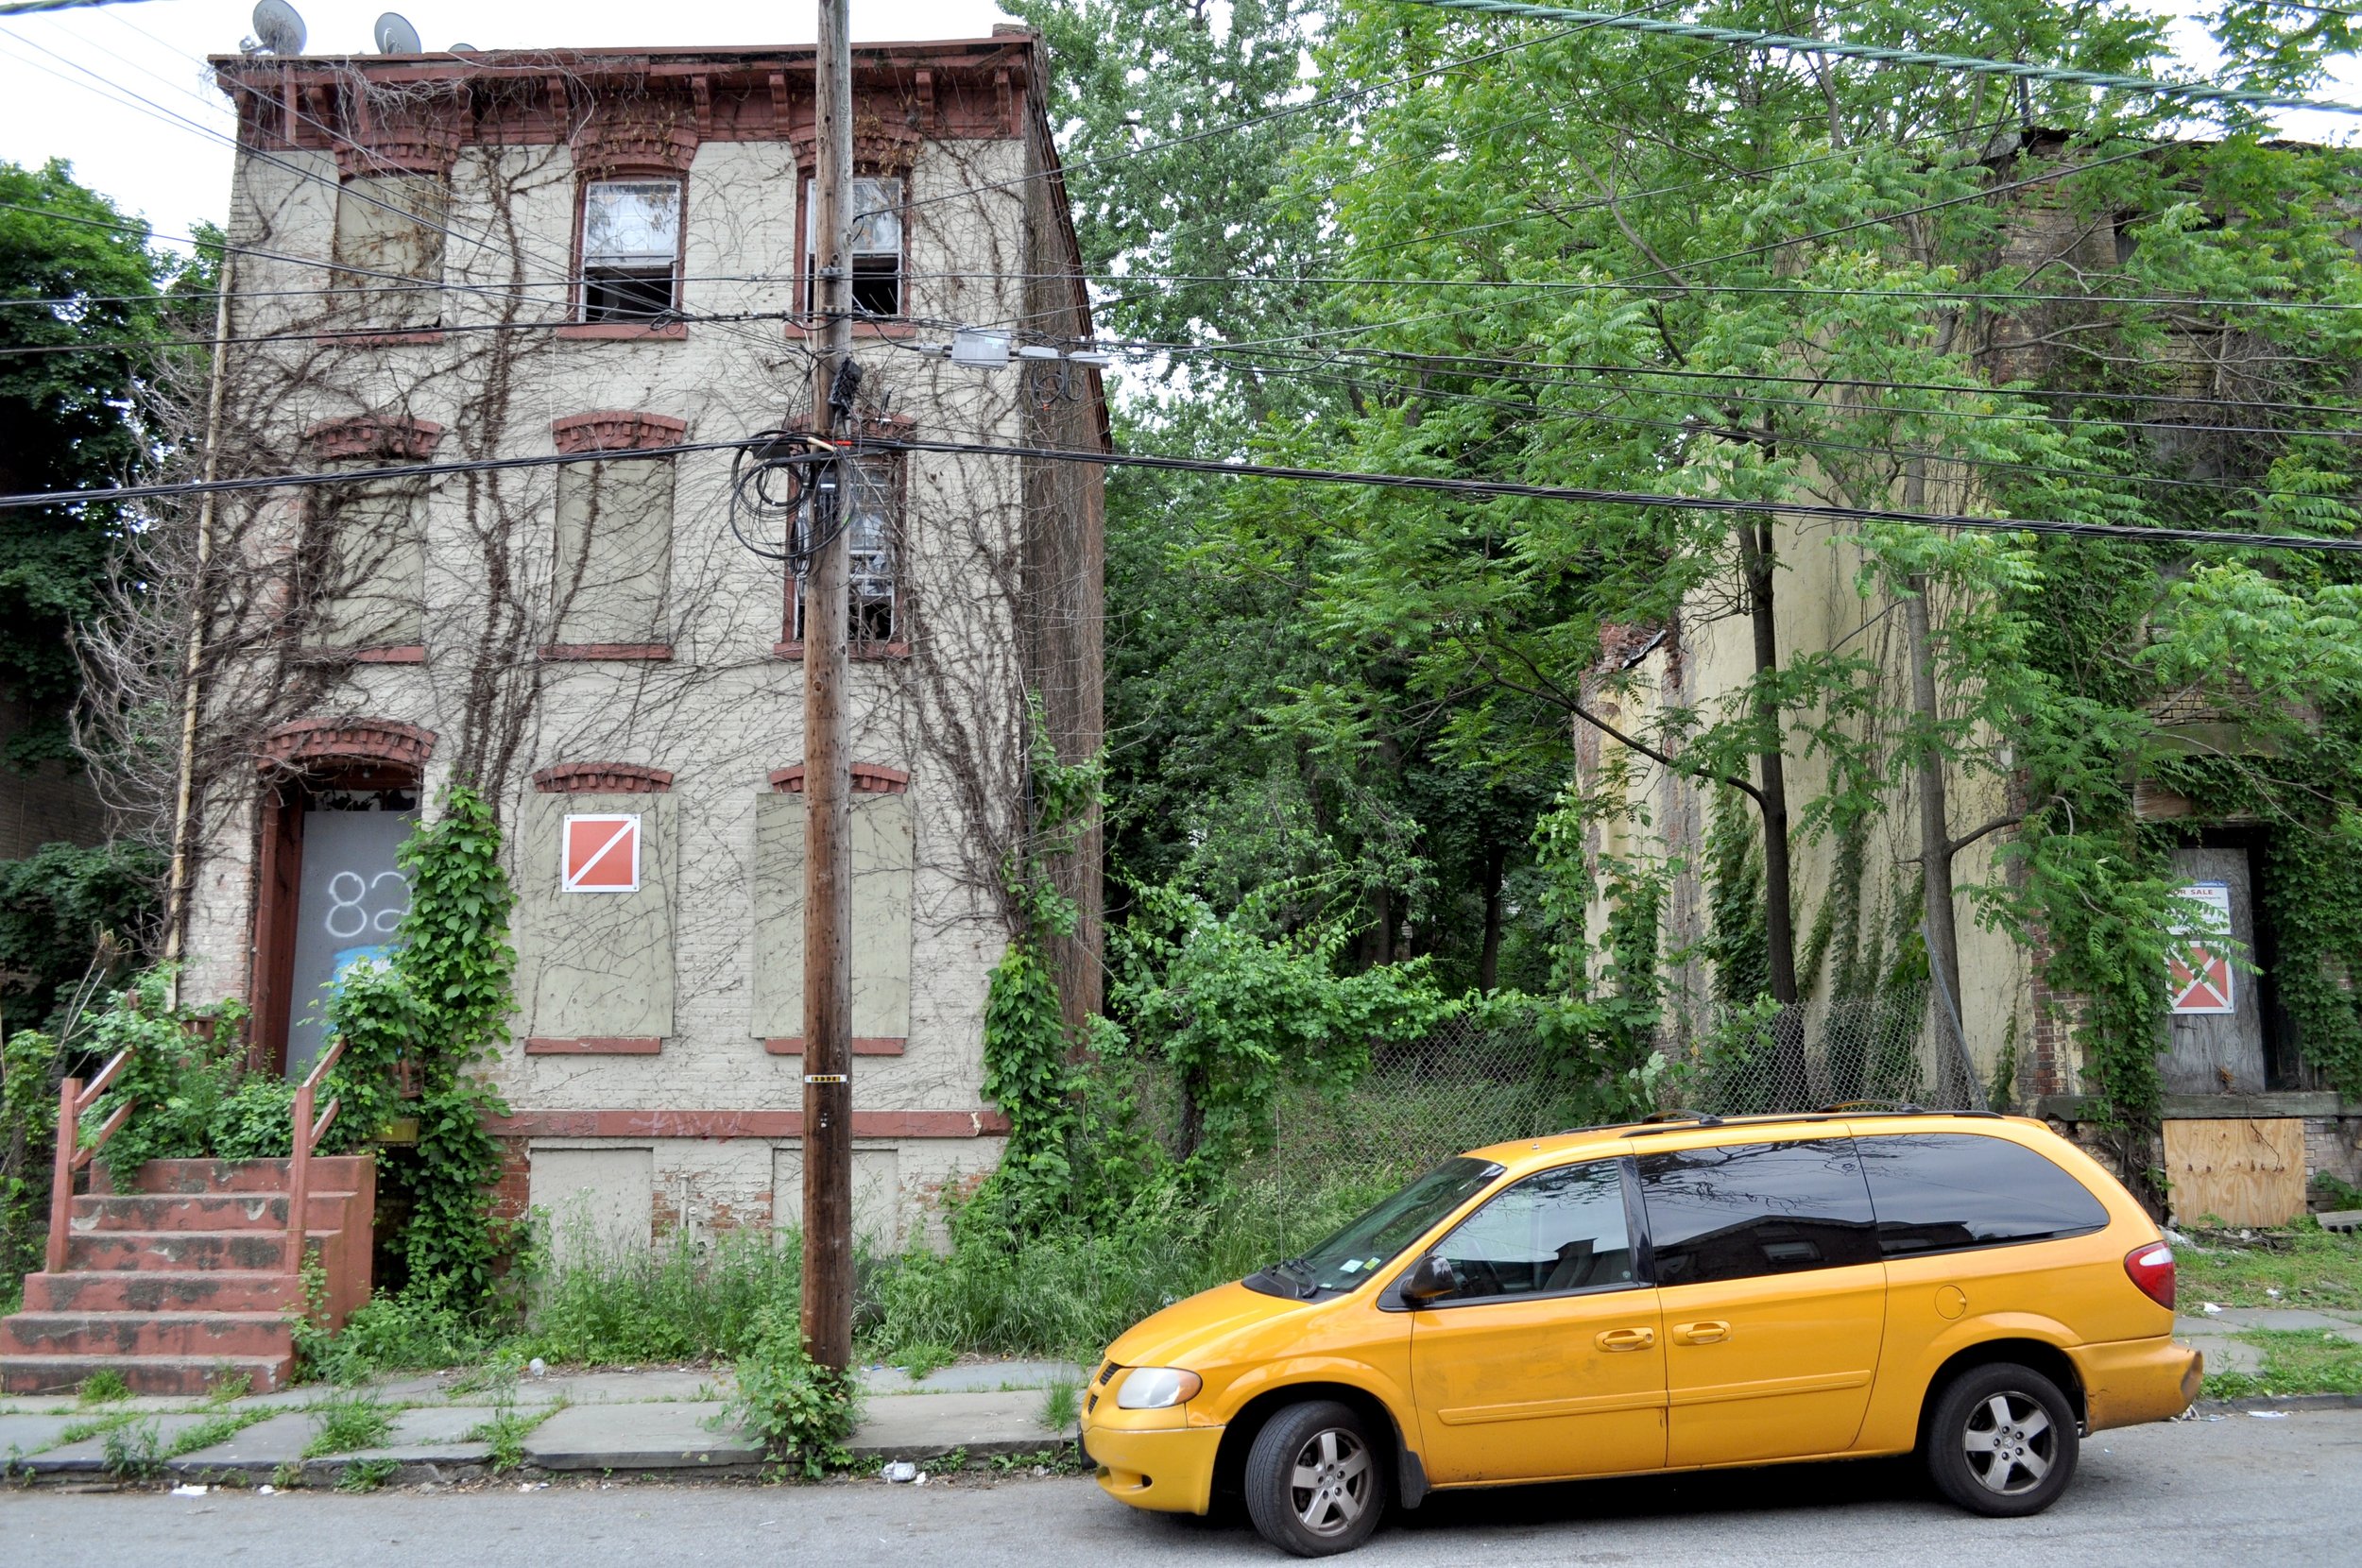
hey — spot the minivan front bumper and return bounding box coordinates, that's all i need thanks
[1079,1409,1224,1514]
[2073,1335,2202,1431]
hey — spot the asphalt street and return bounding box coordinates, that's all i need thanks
[8,1407,2357,1567]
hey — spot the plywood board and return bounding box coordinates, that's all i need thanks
[2164,1117,2307,1227]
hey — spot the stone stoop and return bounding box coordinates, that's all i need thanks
[1,1156,374,1397]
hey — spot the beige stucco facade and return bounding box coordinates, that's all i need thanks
[178,38,1104,1251]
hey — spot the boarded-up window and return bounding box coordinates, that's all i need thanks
[333,175,448,329]
[515,792,675,1039]
[774,1144,901,1246]
[751,790,913,1041]
[530,1147,655,1265]
[554,458,673,645]
[304,476,425,650]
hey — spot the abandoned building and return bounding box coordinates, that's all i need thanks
[173,31,1105,1255]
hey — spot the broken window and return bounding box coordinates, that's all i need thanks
[553,457,675,645]
[332,175,448,329]
[580,179,682,322]
[301,473,426,651]
[805,175,904,317]
[793,454,900,644]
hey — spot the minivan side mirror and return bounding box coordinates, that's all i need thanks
[1397,1253,1457,1307]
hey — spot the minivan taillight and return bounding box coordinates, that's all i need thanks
[2125,1241,2176,1310]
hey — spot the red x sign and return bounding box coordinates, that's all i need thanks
[2167,881,2234,1014]
[563,813,641,893]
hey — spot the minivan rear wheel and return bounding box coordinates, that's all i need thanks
[1926,1362,2080,1517]
[1242,1400,1387,1557]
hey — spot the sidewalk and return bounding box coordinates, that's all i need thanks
[2175,1304,2362,1379]
[0,1359,1087,1487]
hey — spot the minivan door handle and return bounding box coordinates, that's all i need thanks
[1672,1320,1731,1345]
[1595,1326,1656,1352]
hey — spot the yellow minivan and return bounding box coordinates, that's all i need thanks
[1079,1111,2199,1556]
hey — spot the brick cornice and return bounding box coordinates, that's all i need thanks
[258,717,436,774]
[532,762,675,794]
[301,415,445,463]
[571,109,700,177]
[550,411,690,455]
[768,762,909,794]
[334,125,464,179]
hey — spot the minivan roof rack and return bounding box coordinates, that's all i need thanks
[1818,1099,1925,1114]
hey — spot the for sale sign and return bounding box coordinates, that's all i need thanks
[563,813,642,893]
[2167,880,2234,1014]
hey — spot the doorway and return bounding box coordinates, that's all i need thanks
[251,772,419,1078]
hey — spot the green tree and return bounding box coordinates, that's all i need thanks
[0,160,176,766]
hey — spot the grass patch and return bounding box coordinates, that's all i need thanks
[2178,1225,2362,1312]
[466,1401,559,1473]
[895,1341,955,1381]
[1036,1376,1081,1433]
[77,1369,130,1406]
[102,1420,164,1480]
[2203,1328,2362,1399]
[301,1394,396,1457]
[335,1457,400,1492]
[57,1409,140,1446]
[165,1408,269,1459]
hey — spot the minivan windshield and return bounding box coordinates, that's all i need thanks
[1251,1156,1505,1300]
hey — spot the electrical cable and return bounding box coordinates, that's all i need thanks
[1390,0,2362,117]
[10,429,2359,558]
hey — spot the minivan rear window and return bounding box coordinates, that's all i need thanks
[1856,1133,2110,1256]
[1637,1138,1879,1286]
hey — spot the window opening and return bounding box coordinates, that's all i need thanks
[581,179,682,322]
[795,454,899,642]
[1637,1138,1879,1285]
[333,175,448,329]
[1426,1159,1635,1303]
[806,176,904,317]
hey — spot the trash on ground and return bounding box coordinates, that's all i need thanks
[171,1484,208,1497]
[2249,1410,2292,1420]
[528,1357,548,1378]
[881,1460,918,1483]
[2200,1302,2224,1315]
[257,1485,276,1496]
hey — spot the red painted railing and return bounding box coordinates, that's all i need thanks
[285,1038,344,1287]
[43,1048,135,1274]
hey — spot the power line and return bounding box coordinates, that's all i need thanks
[10,430,2358,557]
[0,0,161,13]
[1392,0,2362,117]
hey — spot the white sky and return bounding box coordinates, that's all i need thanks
[0,2,2355,248]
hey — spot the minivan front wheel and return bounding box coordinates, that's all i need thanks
[1243,1400,1388,1557]
[1926,1362,2080,1517]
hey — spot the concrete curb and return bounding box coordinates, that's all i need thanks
[2192,1392,2362,1413]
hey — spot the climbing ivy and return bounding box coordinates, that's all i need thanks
[326,785,518,1306]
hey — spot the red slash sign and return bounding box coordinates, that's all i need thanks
[563,814,642,893]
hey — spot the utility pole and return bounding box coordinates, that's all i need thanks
[799,0,855,1373]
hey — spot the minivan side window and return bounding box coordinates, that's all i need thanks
[1429,1158,1636,1303]
[1856,1133,2111,1257]
[1637,1139,1878,1286]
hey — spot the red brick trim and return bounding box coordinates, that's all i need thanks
[553,411,690,453]
[537,643,676,661]
[762,1037,907,1056]
[532,762,675,794]
[258,717,436,774]
[332,117,464,179]
[551,411,691,454]
[771,639,913,661]
[571,117,701,177]
[789,122,919,175]
[556,323,689,342]
[488,1109,1010,1139]
[523,1036,664,1055]
[351,645,427,664]
[768,762,910,794]
[301,415,445,463]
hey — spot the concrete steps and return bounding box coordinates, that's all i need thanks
[1,1156,374,1397]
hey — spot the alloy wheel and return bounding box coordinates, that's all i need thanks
[1288,1425,1374,1537]
[1961,1389,2056,1495]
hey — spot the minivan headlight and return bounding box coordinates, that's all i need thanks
[1115,1367,1202,1409]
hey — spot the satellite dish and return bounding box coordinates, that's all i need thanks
[450,43,478,53]
[374,11,421,54]
[250,0,306,55]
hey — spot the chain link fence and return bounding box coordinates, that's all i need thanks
[1252,982,1986,1201]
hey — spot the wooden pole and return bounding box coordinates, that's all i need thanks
[799,0,856,1373]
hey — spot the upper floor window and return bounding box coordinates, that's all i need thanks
[581,179,682,322]
[793,453,900,644]
[806,176,905,318]
[333,175,448,329]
